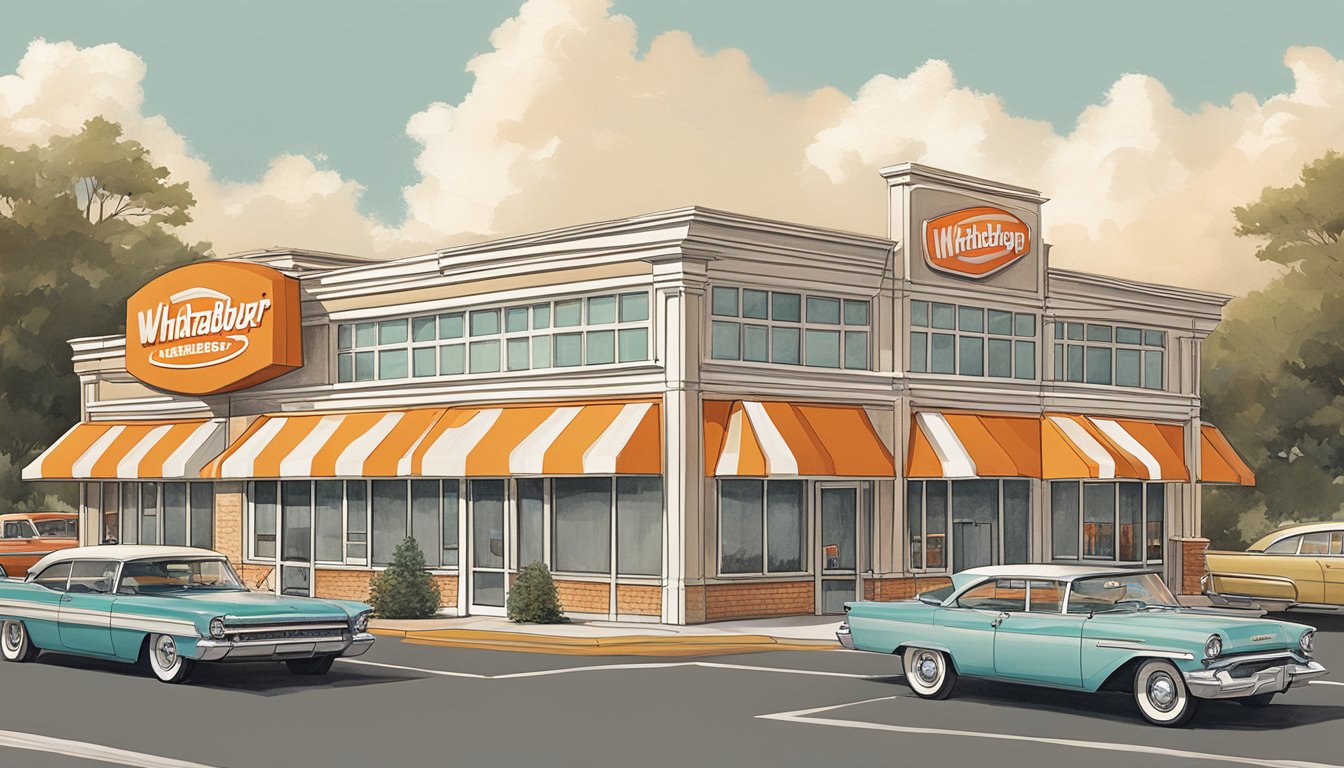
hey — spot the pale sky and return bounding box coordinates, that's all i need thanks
[3,0,1343,292]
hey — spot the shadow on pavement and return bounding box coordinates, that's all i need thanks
[880,675,1344,730]
[34,651,423,696]
[1265,611,1344,633]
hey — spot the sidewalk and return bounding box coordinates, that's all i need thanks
[370,614,844,656]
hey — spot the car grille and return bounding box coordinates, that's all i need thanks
[1224,655,1293,678]
[225,622,349,642]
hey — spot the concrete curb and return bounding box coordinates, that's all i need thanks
[371,628,839,656]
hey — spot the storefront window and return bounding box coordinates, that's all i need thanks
[517,478,544,567]
[1053,322,1165,389]
[114,482,213,550]
[711,286,869,370]
[910,300,1036,380]
[371,480,407,567]
[314,481,343,562]
[616,477,662,576]
[909,479,1025,571]
[553,478,612,574]
[718,479,806,575]
[252,481,277,558]
[1051,481,1165,564]
[336,290,651,383]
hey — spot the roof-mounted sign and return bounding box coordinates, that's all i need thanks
[922,206,1032,279]
[125,261,302,396]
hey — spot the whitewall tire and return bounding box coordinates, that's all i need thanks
[146,634,195,684]
[1133,659,1197,726]
[1,620,38,663]
[903,647,957,700]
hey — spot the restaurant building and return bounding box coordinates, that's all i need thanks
[22,164,1255,623]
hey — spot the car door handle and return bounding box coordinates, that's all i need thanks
[991,612,1009,628]
[59,595,72,603]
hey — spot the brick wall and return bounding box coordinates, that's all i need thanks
[1174,537,1210,595]
[702,580,813,622]
[555,579,610,614]
[213,485,244,565]
[314,569,458,607]
[863,576,953,601]
[685,585,706,624]
[615,584,661,616]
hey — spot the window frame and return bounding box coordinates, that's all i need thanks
[709,285,871,371]
[98,482,213,549]
[909,299,1037,381]
[906,479,1030,573]
[1052,321,1166,390]
[335,289,653,384]
[1049,480,1165,566]
[715,479,812,578]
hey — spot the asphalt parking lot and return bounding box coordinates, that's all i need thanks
[0,613,1340,768]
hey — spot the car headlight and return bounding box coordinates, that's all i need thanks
[209,617,226,639]
[1204,634,1222,659]
[353,611,371,634]
[1300,630,1315,655]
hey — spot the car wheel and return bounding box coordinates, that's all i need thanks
[1,620,38,663]
[1238,693,1275,708]
[286,655,336,675]
[902,647,957,700]
[146,634,195,684]
[1133,659,1197,726]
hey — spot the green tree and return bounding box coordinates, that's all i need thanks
[1202,151,1344,548]
[0,117,208,510]
[506,561,565,624]
[368,538,443,619]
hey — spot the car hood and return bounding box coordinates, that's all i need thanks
[1085,610,1311,654]
[118,591,356,622]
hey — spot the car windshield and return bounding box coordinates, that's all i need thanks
[1068,573,1180,614]
[33,519,76,538]
[117,557,246,595]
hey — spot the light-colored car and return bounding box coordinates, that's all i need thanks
[1205,522,1344,612]
[0,545,373,683]
[838,565,1325,726]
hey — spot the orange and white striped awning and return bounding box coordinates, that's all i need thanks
[23,420,226,480]
[1198,424,1256,486]
[704,401,895,477]
[203,400,662,479]
[907,411,1189,481]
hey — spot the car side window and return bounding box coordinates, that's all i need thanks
[1264,535,1300,554]
[1027,580,1064,613]
[67,561,118,595]
[2,521,23,539]
[957,579,1026,612]
[1331,531,1343,556]
[32,562,73,592]
[1299,532,1332,555]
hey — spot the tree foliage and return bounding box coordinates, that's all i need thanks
[1202,152,1344,548]
[0,118,207,510]
[506,561,565,624]
[368,538,443,619]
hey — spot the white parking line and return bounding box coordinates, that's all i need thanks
[339,657,880,681]
[758,698,1344,768]
[0,729,219,768]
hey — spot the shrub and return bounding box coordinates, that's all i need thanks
[507,561,565,624]
[368,537,442,619]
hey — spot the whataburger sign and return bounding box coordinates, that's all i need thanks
[922,206,1032,278]
[125,261,302,395]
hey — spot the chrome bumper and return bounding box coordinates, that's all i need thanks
[836,623,855,650]
[1185,657,1327,699]
[193,632,375,662]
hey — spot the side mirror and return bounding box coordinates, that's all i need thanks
[916,593,942,606]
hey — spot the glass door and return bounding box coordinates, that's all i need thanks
[277,481,314,597]
[817,484,859,615]
[468,480,508,615]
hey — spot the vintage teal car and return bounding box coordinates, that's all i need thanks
[0,545,374,683]
[839,565,1326,726]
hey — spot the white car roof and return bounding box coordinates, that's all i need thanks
[27,545,225,576]
[957,564,1159,582]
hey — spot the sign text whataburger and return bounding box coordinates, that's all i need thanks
[922,206,1032,278]
[125,262,302,395]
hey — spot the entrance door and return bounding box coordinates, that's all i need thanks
[817,484,860,615]
[952,480,998,572]
[468,480,508,615]
[277,482,313,597]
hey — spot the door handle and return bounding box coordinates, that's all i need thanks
[59,595,72,603]
[991,612,1009,628]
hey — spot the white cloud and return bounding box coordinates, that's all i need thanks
[7,6,1344,295]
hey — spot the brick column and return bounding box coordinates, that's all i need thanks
[1171,536,1209,595]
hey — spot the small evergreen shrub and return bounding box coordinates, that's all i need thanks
[368,537,442,619]
[507,561,565,624]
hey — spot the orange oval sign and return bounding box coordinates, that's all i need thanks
[125,261,302,395]
[922,206,1032,278]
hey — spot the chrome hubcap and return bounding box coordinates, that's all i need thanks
[1148,674,1177,712]
[155,637,177,668]
[917,656,939,683]
[4,623,18,649]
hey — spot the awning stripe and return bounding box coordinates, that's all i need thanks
[220,417,288,478]
[1199,424,1256,486]
[511,407,583,474]
[1048,416,1116,479]
[417,409,499,477]
[23,420,226,480]
[743,401,798,475]
[582,403,652,474]
[1091,418,1160,480]
[917,413,977,478]
[705,400,893,477]
[279,416,343,477]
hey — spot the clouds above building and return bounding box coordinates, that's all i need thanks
[4,0,1344,293]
